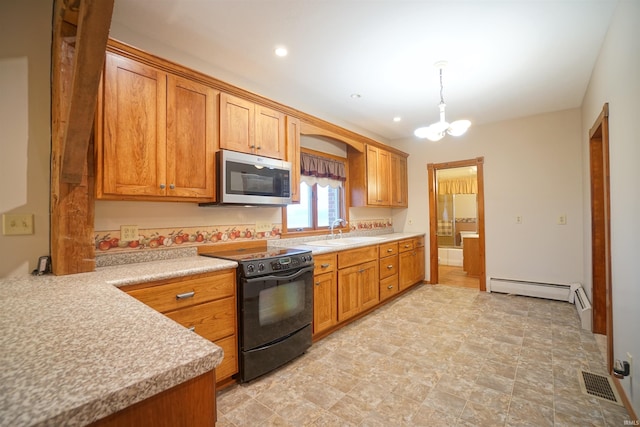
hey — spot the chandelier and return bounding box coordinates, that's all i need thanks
[414,61,471,141]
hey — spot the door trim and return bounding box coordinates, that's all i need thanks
[428,157,486,291]
[589,103,612,371]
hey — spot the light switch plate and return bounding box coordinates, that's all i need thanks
[2,213,34,235]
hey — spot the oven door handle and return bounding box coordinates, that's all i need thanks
[244,265,314,283]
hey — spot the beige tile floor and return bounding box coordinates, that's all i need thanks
[216,284,632,426]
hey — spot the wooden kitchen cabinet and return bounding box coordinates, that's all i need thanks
[348,144,408,208]
[286,115,301,203]
[379,241,399,301]
[337,246,379,322]
[313,253,337,335]
[219,92,286,159]
[122,269,238,384]
[97,52,217,202]
[398,236,425,291]
[390,153,408,207]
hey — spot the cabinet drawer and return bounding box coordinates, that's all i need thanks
[165,296,236,342]
[379,241,398,257]
[379,255,398,279]
[380,275,399,301]
[215,335,238,381]
[338,246,378,269]
[314,253,337,274]
[415,236,425,248]
[398,239,415,253]
[126,270,236,312]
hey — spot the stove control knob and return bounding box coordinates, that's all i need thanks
[246,264,255,273]
[258,263,265,272]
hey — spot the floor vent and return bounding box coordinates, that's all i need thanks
[578,370,622,405]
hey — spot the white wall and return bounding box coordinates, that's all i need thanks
[581,0,640,413]
[393,108,584,286]
[0,1,52,278]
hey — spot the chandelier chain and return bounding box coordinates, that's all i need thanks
[439,68,445,105]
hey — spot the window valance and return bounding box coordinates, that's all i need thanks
[300,152,347,181]
[438,177,477,195]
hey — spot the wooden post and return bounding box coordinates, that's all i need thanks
[51,0,114,275]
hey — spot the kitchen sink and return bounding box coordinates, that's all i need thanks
[305,236,386,247]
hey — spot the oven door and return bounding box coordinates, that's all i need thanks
[240,265,313,351]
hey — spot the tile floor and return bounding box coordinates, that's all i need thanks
[216,284,632,426]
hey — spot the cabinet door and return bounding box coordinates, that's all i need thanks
[220,92,254,153]
[313,271,337,335]
[166,75,218,199]
[359,260,379,312]
[255,104,286,159]
[390,153,408,207]
[102,53,167,197]
[286,116,301,202]
[366,146,391,206]
[337,265,361,322]
[399,248,417,291]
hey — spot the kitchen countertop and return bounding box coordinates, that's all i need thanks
[272,231,426,254]
[0,256,236,427]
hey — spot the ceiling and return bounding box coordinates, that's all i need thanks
[110,0,618,143]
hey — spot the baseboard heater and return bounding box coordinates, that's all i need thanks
[488,278,592,330]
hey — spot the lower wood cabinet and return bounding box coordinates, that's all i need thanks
[337,246,379,322]
[122,269,237,384]
[313,253,337,335]
[399,237,425,291]
[379,241,399,301]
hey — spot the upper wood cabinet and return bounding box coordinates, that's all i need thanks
[97,52,217,201]
[390,153,408,208]
[220,92,286,159]
[286,116,301,203]
[348,144,408,208]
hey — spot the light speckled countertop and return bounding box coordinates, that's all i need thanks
[0,256,236,427]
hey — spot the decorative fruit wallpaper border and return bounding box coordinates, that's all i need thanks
[94,218,392,253]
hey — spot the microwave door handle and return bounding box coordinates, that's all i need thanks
[244,265,314,283]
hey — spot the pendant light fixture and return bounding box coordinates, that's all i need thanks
[414,61,471,141]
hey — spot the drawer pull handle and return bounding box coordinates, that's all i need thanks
[188,326,196,332]
[320,263,331,268]
[176,291,195,300]
[387,249,393,253]
[358,269,365,273]
[404,244,410,248]
[387,285,394,290]
[387,265,394,269]
[315,281,321,286]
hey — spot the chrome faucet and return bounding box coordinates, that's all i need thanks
[329,218,346,239]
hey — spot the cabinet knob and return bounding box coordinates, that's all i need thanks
[169,184,175,189]
[387,249,393,253]
[320,263,331,268]
[387,265,394,270]
[160,184,166,189]
[358,269,365,273]
[404,244,410,248]
[387,285,394,290]
[257,146,261,150]
[315,281,321,286]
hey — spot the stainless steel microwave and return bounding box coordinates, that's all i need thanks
[201,150,292,206]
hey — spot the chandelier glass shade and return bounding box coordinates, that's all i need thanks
[414,63,471,141]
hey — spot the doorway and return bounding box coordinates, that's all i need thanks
[428,158,486,291]
[589,103,613,372]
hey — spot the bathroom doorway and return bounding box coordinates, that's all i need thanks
[427,158,486,290]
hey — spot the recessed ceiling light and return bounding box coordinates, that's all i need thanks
[393,116,402,122]
[350,93,361,99]
[274,47,288,57]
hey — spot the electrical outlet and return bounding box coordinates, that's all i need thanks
[120,225,139,241]
[558,214,567,225]
[516,215,522,224]
[2,213,34,235]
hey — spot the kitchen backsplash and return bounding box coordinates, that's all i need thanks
[94,218,393,255]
